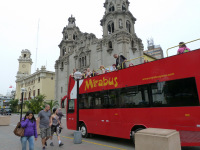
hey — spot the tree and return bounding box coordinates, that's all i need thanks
[44,100,59,110]
[9,99,19,113]
[25,95,45,114]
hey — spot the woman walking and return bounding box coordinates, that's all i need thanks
[20,111,37,150]
[49,108,64,147]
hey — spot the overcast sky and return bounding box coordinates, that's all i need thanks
[0,0,200,96]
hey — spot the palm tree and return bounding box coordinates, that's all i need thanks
[25,95,46,114]
[44,100,59,110]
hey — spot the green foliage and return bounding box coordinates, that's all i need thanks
[9,99,19,113]
[19,108,29,113]
[44,100,59,110]
[25,95,46,114]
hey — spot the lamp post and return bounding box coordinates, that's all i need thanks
[73,71,82,144]
[20,88,25,121]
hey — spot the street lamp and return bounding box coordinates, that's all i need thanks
[20,88,25,121]
[73,71,82,144]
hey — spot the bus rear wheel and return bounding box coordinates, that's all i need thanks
[131,128,145,144]
[80,123,89,138]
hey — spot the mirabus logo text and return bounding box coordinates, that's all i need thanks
[84,77,118,91]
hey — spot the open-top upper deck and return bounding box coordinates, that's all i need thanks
[75,48,200,94]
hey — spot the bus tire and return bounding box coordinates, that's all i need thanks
[131,128,145,144]
[80,123,89,138]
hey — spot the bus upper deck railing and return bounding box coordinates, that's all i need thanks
[121,55,145,69]
[166,38,200,57]
[95,55,145,74]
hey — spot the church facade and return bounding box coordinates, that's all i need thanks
[55,0,144,104]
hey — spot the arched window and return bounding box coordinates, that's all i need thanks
[64,34,68,40]
[73,34,77,40]
[108,41,112,49]
[24,54,26,58]
[79,58,81,68]
[122,2,126,11]
[131,40,134,48]
[61,62,64,68]
[119,19,123,28]
[109,3,115,12]
[126,21,131,33]
[108,21,114,34]
[79,54,87,68]
[82,57,84,67]
[62,47,66,56]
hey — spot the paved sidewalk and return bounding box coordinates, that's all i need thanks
[1,114,200,150]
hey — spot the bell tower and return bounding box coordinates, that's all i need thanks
[101,0,136,37]
[16,49,32,79]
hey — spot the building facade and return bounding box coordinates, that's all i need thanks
[55,0,144,104]
[144,39,164,59]
[15,49,55,101]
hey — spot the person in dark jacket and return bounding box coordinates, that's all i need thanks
[113,54,127,69]
[20,110,37,150]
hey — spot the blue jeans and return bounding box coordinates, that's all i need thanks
[21,136,34,150]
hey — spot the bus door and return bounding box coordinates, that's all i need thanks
[104,89,122,137]
[67,99,76,130]
[93,91,107,135]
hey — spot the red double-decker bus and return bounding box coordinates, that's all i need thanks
[66,49,200,146]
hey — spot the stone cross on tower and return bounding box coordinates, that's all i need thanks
[68,15,76,26]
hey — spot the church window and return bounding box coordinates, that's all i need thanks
[79,58,81,68]
[64,34,68,40]
[38,77,40,83]
[122,2,126,11]
[62,47,66,56]
[108,21,114,34]
[109,3,115,12]
[79,52,87,68]
[131,40,134,48]
[61,62,64,69]
[82,57,85,67]
[119,19,123,28]
[73,34,77,40]
[108,41,112,49]
[24,54,26,58]
[126,21,131,33]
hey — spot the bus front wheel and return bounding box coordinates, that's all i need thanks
[80,123,89,138]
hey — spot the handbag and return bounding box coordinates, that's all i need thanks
[13,122,25,137]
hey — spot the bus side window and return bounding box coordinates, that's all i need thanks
[118,85,149,108]
[151,82,166,107]
[138,85,149,107]
[80,94,89,109]
[108,89,119,108]
[68,99,75,113]
[151,77,199,107]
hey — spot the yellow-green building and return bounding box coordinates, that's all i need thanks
[15,49,55,101]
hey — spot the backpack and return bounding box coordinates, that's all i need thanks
[184,48,189,53]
